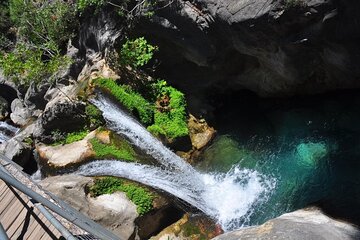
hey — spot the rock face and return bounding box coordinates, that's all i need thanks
[37,140,95,169]
[134,0,360,113]
[212,208,360,240]
[0,96,9,120]
[40,175,138,240]
[10,98,32,126]
[188,114,216,150]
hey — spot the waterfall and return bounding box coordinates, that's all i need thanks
[77,95,276,231]
[0,121,19,144]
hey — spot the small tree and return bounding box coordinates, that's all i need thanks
[120,37,157,68]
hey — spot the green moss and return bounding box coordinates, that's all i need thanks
[93,78,153,125]
[148,80,189,140]
[90,138,135,161]
[90,177,153,216]
[52,129,89,146]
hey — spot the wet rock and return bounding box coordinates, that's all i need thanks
[296,142,328,166]
[188,114,216,150]
[212,208,360,240]
[0,138,32,166]
[0,96,9,120]
[151,214,221,240]
[40,175,138,239]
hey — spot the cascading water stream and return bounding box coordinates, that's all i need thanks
[0,121,19,144]
[76,95,276,230]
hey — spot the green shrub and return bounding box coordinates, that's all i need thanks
[93,78,153,124]
[90,138,136,161]
[9,0,77,48]
[120,37,157,68]
[85,104,104,128]
[76,0,105,12]
[0,44,70,85]
[148,80,189,139]
[90,177,153,215]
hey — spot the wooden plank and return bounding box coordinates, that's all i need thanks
[12,207,38,239]
[6,206,28,237]
[2,196,26,229]
[0,193,17,216]
[0,187,13,203]
[24,213,45,239]
[0,182,9,196]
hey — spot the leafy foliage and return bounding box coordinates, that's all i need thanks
[76,0,105,12]
[85,104,104,128]
[120,37,157,68]
[90,138,136,161]
[0,1,14,50]
[9,0,77,48]
[93,78,153,124]
[1,0,76,86]
[148,80,189,139]
[90,177,153,215]
[0,44,70,85]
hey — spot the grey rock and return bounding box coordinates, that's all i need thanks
[0,138,32,166]
[212,208,360,240]
[132,0,360,114]
[24,81,50,110]
[40,175,138,239]
[39,85,86,134]
[10,98,32,126]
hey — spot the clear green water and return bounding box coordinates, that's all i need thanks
[198,91,360,226]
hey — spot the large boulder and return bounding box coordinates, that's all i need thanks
[40,175,138,240]
[212,208,360,240]
[33,84,86,140]
[133,0,360,113]
[37,139,95,170]
[10,98,32,126]
[0,138,32,166]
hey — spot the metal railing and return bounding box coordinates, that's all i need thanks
[0,154,120,240]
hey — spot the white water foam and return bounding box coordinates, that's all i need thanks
[77,95,276,231]
[0,121,19,144]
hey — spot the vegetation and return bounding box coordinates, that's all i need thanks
[0,44,70,85]
[0,0,77,86]
[0,1,13,50]
[76,0,105,12]
[90,177,153,215]
[9,0,77,47]
[52,129,90,145]
[85,104,104,128]
[120,37,157,68]
[90,138,136,161]
[148,80,189,139]
[285,0,303,9]
[93,78,153,124]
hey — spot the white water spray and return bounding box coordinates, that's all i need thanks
[0,121,19,143]
[77,95,276,230]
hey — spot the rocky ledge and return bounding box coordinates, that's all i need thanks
[213,207,360,240]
